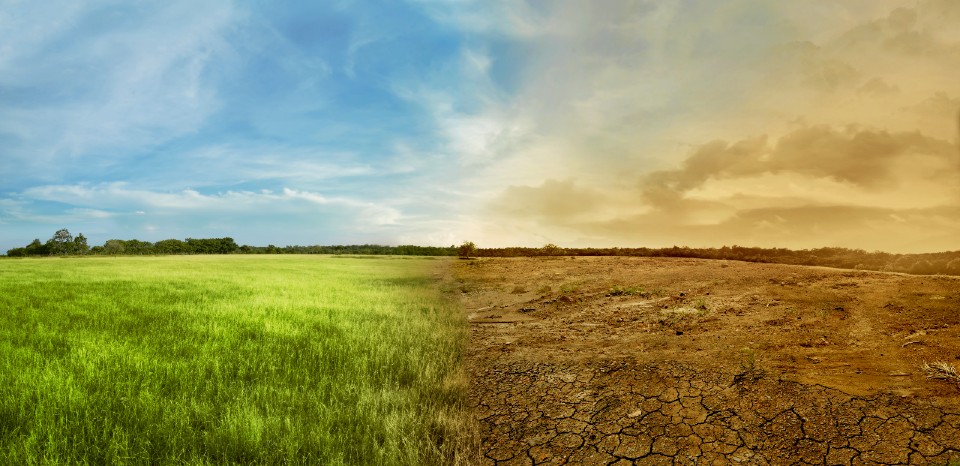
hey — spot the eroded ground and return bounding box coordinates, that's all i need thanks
[452,257,960,465]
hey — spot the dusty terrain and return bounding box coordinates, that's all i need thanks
[452,256,960,465]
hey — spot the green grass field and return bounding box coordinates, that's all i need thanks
[0,255,473,465]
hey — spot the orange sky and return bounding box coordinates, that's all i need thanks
[455,0,960,253]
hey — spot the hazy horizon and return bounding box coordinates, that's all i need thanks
[2,1,959,254]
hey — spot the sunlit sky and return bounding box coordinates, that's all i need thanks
[2,1,959,253]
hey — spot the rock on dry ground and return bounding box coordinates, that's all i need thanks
[450,256,960,465]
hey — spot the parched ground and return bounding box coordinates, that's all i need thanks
[451,256,960,465]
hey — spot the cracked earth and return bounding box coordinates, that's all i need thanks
[453,257,960,465]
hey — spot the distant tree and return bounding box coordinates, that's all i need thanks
[184,237,238,254]
[103,239,126,255]
[72,233,89,255]
[154,239,187,254]
[457,241,477,258]
[947,259,960,275]
[220,237,239,254]
[910,260,935,275]
[24,239,48,256]
[46,229,74,255]
[540,243,563,256]
[123,240,155,255]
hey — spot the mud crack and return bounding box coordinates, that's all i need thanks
[470,361,960,465]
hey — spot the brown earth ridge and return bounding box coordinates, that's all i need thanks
[451,256,960,465]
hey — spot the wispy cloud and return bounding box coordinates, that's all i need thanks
[0,1,240,175]
[408,0,547,38]
[22,183,399,225]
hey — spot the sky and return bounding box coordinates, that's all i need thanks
[1,0,959,254]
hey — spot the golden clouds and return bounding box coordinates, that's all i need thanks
[468,1,960,252]
[647,126,956,194]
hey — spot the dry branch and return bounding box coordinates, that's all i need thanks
[922,361,960,384]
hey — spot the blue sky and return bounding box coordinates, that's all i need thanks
[2,1,959,253]
[1,0,491,249]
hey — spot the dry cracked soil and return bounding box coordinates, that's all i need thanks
[449,256,960,465]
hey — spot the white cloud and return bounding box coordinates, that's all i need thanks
[21,183,400,226]
[0,1,242,169]
[173,144,377,184]
[408,0,546,38]
[280,188,400,226]
[67,208,114,219]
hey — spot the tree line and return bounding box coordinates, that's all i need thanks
[471,243,960,276]
[6,229,91,257]
[4,229,458,257]
[6,229,960,276]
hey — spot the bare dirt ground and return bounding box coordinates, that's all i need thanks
[450,256,960,465]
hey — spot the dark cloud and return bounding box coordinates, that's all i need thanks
[641,125,956,207]
[908,92,960,118]
[764,41,861,93]
[858,78,900,96]
[487,125,959,252]
[835,5,958,56]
